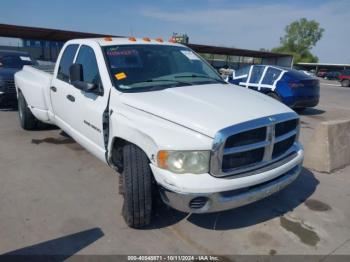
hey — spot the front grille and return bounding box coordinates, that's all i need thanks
[273,135,296,158]
[210,113,299,177]
[3,80,16,93]
[275,119,297,137]
[222,148,264,170]
[225,127,266,147]
[189,197,209,209]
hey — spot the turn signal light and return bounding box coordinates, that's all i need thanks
[157,151,169,169]
[155,38,163,43]
[143,37,151,42]
[128,37,137,42]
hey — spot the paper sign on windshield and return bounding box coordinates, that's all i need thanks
[115,72,127,80]
[180,50,200,60]
[20,56,31,61]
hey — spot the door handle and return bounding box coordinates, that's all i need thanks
[66,94,75,102]
[50,86,57,92]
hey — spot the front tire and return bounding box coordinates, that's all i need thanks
[18,91,37,130]
[121,144,154,228]
[341,80,350,87]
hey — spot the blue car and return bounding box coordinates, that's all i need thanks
[228,65,320,110]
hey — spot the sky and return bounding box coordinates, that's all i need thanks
[0,0,349,63]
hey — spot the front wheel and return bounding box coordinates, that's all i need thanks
[341,80,350,87]
[121,144,154,228]
[18,91,37,130]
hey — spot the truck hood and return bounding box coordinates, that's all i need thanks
[120,84,292,138]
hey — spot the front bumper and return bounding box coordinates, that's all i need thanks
[152,145,303,213]
[283,96,319,108]
[292,96,319,108]
[159,164,302,213]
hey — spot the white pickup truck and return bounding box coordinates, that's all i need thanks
[15,37,304,228]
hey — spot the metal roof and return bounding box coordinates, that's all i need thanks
[187,43,291,58]
[0,23,117,42]
[0,49,29,55]
[297,62,350,67]
[0,23,291,59]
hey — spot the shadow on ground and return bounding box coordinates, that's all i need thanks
[1,228,104,261]
[187,168,318,230]
[297,108,325,116]
[35,122,59,131]
[143,200,189,229]
[147,168,319,230]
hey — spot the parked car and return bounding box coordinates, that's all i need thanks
[300,70,315,77]
[324,71,341,80]
[0,50,36,106]
[317,70,327,78]
[228,65,320,111]
[339,70,350,87]
[15,38,303,228]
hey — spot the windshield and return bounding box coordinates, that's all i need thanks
[104,44,225,92]
[0,54,35,69]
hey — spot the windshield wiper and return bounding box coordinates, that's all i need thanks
[175,74,227,84]
[121,78,193,92]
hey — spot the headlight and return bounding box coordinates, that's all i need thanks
[157,150,210,174]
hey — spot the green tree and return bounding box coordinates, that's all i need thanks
[272,18,325,64]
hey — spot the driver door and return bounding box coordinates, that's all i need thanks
[64,45,109,162]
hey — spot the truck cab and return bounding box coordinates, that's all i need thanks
[15,38,304,228]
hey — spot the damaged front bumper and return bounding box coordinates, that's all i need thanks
[159,164,302,213]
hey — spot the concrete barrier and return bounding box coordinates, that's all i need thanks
[304,119,350,173]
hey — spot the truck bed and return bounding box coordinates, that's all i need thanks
[32,64,55,75]
[15,65,55,122]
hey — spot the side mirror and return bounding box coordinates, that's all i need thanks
[69,63,83,82]
[72,80,98,92]
[69,63,100,94]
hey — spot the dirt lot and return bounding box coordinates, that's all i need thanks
[0,79,350,257]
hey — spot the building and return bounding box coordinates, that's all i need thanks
[296,62,350,73]
[0,23,293,68]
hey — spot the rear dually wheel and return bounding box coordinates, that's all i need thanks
[18,91,38,130]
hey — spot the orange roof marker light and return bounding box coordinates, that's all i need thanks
[168,37,176,43]
[155,37,163,43]
[104,36,113,41]
[142,37,151,42]
[128,37,137,42]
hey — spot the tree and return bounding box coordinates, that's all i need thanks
[272,18,324,64]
